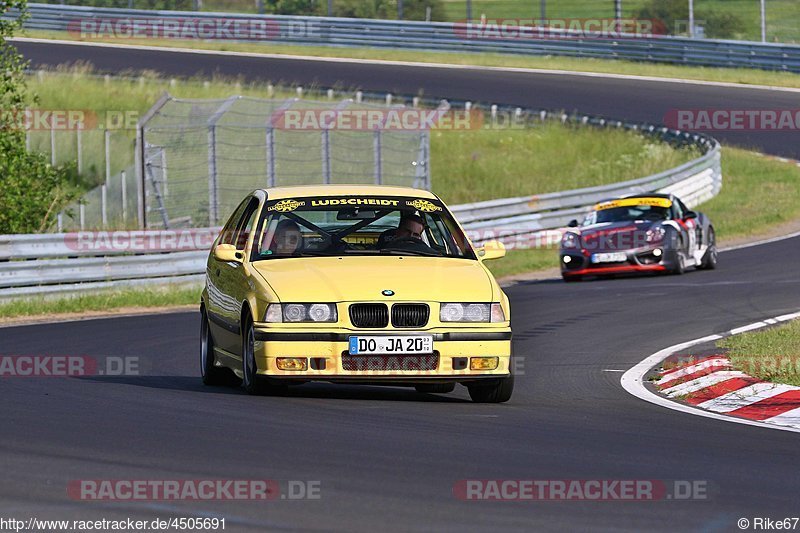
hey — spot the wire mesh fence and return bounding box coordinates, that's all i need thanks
[140,96,431,228]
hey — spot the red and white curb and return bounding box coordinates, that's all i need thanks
[621,310,800,433]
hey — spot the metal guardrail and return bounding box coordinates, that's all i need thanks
[0,95,722,299]
[10,4,800,72]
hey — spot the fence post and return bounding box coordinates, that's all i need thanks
[373,129,382,185]
[121,170,127,224]
[266,127,276,187]
[321,129,331,184]
[50,124,56,165]
[105,129,111,185]
[76,128,83,175]
[79,203,85,231]
[161,149,168,197]
[414,131,430,190]
[101,184,107,227]
[207,96,239,226]
[136,92,171,229]
[57,213,63,233]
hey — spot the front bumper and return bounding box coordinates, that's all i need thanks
[251,327,512,382]
[560,246,678,277]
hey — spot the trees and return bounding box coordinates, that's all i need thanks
[0,0,75,233]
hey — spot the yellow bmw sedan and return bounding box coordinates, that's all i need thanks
[200,185,513,403]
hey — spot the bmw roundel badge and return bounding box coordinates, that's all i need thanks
[382,290,395,296]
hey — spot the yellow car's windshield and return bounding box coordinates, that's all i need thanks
[251,195,476,260]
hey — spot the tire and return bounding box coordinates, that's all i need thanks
[201,309,233,386]
[241,315,287,396]
[415,383,456,394]
[698,228,718,270]
[467,375,514,403]
[671,251,686,275]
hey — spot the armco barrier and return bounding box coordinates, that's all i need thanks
[0,141,720,299]
[0,93,721,299]
[7,4,800,72]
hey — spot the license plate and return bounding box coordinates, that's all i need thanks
[348,335,433,355]
[591,252,627,263]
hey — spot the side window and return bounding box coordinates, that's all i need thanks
[218,199,250,246]
[672,199,684,220]
[233,198,261,250]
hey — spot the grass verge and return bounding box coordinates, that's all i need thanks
[0,285,200,320]
[719,319,800,387]
[22,30,800,90]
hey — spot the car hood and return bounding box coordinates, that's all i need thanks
[251,256,496,302]
[577,220,659,251]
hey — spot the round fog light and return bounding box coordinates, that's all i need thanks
[653,248,662,257]
[563,255,572,263]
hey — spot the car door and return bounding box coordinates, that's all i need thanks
[207,197,253,355]
[223,197,262,357]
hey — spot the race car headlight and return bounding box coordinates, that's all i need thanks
[440,303,505,323]
[646,226,666,243]
[561,232,580,249]
[264,303,338,323]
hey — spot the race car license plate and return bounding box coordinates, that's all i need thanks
[591,252,627,263]
[349,335,433,355]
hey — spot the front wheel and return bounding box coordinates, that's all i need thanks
[242,316,287,396]
[467,375,514,403]
[698,229,718,270]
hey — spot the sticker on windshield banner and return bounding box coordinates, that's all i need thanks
[406,199,442,212]
[267,199,305,212]
[595,197,672,210]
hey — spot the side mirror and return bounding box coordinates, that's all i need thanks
[214,243,244,263]
[477,240,506,261]
[567,219,579,228]
[684,211,698,220]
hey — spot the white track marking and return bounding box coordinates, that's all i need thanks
[764,407,800,427]
[621,310,800,433]
[660,371,747,397]
[657,357,730,386]
[696,383,799,413]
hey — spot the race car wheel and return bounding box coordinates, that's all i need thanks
[201,309,233,386]
[467,375,514,403]
[242,316,287,396]
[415,383,456,394]
[698,228,718,270]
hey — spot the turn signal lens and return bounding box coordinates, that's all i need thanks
[470,357,499,371]
[276,357,308,371]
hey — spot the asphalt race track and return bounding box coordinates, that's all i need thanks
[13,39,800,159]
[3,40,800,531]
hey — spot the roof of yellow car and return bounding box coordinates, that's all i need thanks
[260,184,438,200]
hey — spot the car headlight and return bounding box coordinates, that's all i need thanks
[561,232,580,249]
[646,226,666,243]
[440,303,505,323]
[264,303,338,323]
